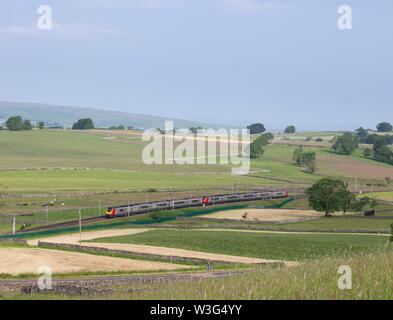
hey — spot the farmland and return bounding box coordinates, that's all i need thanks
[89,229,390,262]
[1,128,393,301]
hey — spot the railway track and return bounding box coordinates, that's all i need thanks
[8,216,109,234]
[9,192,392,235]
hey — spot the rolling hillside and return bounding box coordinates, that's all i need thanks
[0,100,236,130]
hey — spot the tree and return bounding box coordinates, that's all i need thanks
[351,196,378,213]
[6,116,23,131]
[363,148,373,158]
[189,126,203,134]
[305,178,351,217]
[262,132,274,140]
[355,127,368,140]
[23,120,32,130]
[301,151,317,173]
[72,118,95,130]
[371,138,393,164]
[338,189,356,215]
[284,125,296,134]
[377,122,393,132]
[331,134,358,155]
[292,146,304,166]
[247,123,265,135]
[292,146,316,173]
[249,134,272,159]
[38,122,45,129]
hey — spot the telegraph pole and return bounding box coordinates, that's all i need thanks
[12,215,16,235]
[46,206,49,225]
[78,208,82,247]
[98,198,101,217]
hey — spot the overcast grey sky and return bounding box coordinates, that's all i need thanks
[0,0,392,130]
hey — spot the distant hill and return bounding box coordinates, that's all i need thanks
[0,100,237,130]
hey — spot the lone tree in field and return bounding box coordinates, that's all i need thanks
[377,122,393,132]
[72,118,95,130]
[284,125,296,134]
[247,123,265,135]
[305,178,353,217]
[292,146,316,173]
[331,134,359,155]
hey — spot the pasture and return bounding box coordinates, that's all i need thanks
[89,229,391,262]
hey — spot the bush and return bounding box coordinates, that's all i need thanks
[149,210,163,220]
[72,118,95,130]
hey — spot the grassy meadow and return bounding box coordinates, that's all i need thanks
[89,229,391,262]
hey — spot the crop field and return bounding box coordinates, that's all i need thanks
[90,229,391,262]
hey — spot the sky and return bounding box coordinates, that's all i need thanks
[0,0,392,130]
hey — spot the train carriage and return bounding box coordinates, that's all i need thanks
[106,191,289,218]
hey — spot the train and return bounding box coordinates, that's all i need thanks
[105,190,289,218]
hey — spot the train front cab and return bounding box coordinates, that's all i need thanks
[105,207,116,218]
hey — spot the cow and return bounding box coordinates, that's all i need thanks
[364,210,375,217]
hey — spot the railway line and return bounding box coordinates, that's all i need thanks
[7,216,108,234]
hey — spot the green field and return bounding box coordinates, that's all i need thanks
[0,169,279,194]
[89,229,391,261]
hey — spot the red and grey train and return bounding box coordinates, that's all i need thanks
[105,190,288,218]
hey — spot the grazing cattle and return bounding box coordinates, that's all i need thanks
[364,210,375,217]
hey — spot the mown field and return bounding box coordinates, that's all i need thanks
[89,229,391,262]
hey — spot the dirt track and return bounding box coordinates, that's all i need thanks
[0,247,192,275]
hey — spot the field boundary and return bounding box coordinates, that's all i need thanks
[175,216,321,225]
[38,241,284,266]
[150,224,391,234]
